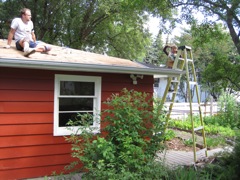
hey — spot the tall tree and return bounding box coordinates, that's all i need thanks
[184,23,240,99]
[171,0,240,54]
[143,32,166,66]
[0,0,173,60]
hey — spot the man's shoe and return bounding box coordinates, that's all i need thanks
[24,48,36,57]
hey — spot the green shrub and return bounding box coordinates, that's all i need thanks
[202,134,240,179]
[206,136,226,148]
[164,129,176,141]
[183,138,194,147]
[231,134,240,178]
[64,88,166,178]
[168,166,213,180]
[217,91,240,129]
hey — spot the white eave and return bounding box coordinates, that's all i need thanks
[0,58,183,76]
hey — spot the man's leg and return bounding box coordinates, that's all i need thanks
[18,38,35,57]
[29,41,52,53]
[34,43,52,53]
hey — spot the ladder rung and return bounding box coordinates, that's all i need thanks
[171,80,179,83]
[169,75,180,78]
[178,45,192,50]
[187,59,193,62]
[178,58,193,62]
[189,81,197,85]
[174,68,183,71]
[167,90,177,93]
[194,126,203,131]
[185,46,192,50]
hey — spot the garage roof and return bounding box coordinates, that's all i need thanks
[0,40,182,76]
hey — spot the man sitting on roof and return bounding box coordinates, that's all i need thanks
[5,8,51,57]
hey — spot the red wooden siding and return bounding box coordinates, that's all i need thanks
[0,135,68,148]
[0,144,71,159]
[0,67,153,179]
[0,113,53,124]
[0,89,53,101]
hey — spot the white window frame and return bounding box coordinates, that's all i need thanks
[54,74,101,136]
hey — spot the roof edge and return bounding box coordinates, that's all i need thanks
[0,58,183,76]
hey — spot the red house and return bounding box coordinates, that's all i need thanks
[0,40,181,179]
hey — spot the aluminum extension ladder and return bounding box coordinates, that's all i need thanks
[161,45,208,162]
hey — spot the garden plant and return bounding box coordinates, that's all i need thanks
[64,88,166,179]
[62,89,240,179]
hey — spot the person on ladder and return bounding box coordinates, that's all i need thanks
[163,44,178,91]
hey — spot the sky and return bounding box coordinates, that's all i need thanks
[147,16,186,44]
[147,11,210,44]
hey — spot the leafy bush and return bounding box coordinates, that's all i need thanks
[206,136,226,148]
[164,129,176,141]
[168,166,213,180]
[217,91,240,129]
[203,133,240,179]
[183,138,194,147]
[64,88,166,179]
[62,88,240,179]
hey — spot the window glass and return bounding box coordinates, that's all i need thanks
[54,75,101,136]
[154,78,159,87]
[59,98,93,111]
[59,112,93,127]
[60,81,94,95]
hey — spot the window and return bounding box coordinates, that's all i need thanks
[154,78,160,87]
[54,74,101,136]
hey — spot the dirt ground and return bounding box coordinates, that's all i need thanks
[165,137,201,152]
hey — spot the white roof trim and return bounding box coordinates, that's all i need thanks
[0,58,183,76]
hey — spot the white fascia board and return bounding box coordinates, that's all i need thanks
[0,58,183,76]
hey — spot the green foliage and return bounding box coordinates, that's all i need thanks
[203,117,239,137]
[206,136,226,148]
[183,138,194,147]
[65,88,165,178]
[217,91,240,128]
[175,22,239,99]
[232,135,240,178]
[0,0,174,60]
[168,166,213,180]
[175,0,240,54]
[170,115,236,138]
[204,124,236,137]
[202,50,240,95]
[61,89,240,179]
[80,161,172,180]
[169,108,239,148]
[143,32,166,66]
[191,22,228,47]
[164,129,176,141]
[202,134,240,179]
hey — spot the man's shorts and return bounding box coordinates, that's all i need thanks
[29,41,38,48]
[16,40,38,51]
